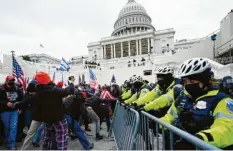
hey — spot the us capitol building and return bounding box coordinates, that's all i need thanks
[87,0,175,64]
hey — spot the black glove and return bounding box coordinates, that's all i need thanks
[132,102,137,107]
[118,97,123,102]
[180,111,193,121]
[195,134,204,140]
[137,107,145,112]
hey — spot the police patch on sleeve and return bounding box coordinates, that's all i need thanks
[226,100,233,114]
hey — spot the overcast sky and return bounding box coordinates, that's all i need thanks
[0,0,232,61]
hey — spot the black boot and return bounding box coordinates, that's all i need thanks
[32,142,40,148]
[96,133,103,140]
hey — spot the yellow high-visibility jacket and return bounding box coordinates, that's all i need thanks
[121,89,132,100]
[161,89,233,148]
[143,83,183,111]
[124,84,151,104]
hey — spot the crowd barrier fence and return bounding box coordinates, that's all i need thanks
[109,101,221,150]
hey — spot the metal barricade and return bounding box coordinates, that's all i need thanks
[109,101,140,150]
[137,111,221,150]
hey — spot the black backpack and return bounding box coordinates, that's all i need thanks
[63,90,86,118]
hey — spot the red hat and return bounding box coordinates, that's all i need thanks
[6,76,15,82]
[57,81,63,88]
[35,72,51,85]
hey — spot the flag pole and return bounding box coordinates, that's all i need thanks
[11,50,15,76]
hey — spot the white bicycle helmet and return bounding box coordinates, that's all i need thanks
[130,75,143,84]
[156,67,174,75]
[130,75,137,84]
[136,76,143,83]
[180,58,211,78]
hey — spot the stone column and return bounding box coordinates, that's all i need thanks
[151,38,155,53]
[104,45,106,59]
[136,40,139,55]
[148,38,150,54]
[121,42,123,57]
[139,39,142,55]
[128,41,131,57]
[111,44,113,59]
[113,43,116,58]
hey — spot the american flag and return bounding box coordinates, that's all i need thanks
[89,69,98,90]
[12,56,26,91]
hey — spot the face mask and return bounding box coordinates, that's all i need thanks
[134,82,143,89]
[7,81,14,86]
[158,80,170,90]
[185,83,206,100]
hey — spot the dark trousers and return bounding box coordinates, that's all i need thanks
[17,111,26,140]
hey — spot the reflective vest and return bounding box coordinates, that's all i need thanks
[161,88,233,148]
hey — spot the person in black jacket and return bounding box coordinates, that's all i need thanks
[33,72,74,150]
[85,95,112,140]
[0,76,23,150]
[14,80,57,150]
[63,90,94,150]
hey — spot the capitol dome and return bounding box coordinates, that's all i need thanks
[112,0,155,36]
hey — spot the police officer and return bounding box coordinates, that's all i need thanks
[142,67,183,118]
[119,80,132,102]
[133,67,175,107]
[161,58,233,149]
[221,76,233,97]
[124,75,151,105]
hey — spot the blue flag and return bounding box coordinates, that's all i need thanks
[111,74,116,84]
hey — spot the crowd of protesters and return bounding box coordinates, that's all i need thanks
[0,73,120,150]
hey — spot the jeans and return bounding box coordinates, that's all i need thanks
[65,114,90,149]
[1,111,19,148]
[33,124,44,144]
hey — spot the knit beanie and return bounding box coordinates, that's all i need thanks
[35,72,51,85]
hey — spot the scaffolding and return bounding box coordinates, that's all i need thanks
[214,38,233,65]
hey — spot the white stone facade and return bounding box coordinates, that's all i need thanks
[28,53,61,64]
[69,55,89,66]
